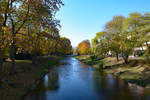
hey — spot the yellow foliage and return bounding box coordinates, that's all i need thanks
[77,40,91,55]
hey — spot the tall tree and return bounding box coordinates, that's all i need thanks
[140,13,150,64]
[0,0,12,74]
[0,0,63,73]
[105,16,125,61]
[121,12,143,63]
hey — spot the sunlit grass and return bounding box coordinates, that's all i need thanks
[76,55,150,87]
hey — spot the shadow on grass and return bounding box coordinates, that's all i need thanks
[125,77,150,87]
[76,55,150,87]
[0,56,62,100]
[81,57,103,65]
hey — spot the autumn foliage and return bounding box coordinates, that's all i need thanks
[0,0,73,72]
[77,40,91,55]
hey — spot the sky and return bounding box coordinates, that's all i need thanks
[56,0,150,47]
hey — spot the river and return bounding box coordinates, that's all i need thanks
[25,57,150,100]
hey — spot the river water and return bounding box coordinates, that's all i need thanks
[25,57,150,100]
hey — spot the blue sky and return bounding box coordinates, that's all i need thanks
[56,0,150,47]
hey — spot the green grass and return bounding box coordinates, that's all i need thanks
[75,55,150,87]
[75,55,103,66]
[36,56,62,78]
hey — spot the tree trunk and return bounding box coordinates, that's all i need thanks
[32,39,38,65]
[0,49,3,74]
[116,52,119,61]
[10,40,15,72]
[123,54,129,64]
[0,50,3,84]
[32,48,37,65]
[0,59,3,74]
[10,21,16,74]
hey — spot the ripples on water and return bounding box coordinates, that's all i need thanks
[25,57,150,100]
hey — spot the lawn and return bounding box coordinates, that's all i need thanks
[75,55,150,87]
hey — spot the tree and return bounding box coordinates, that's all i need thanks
[56,37,72,55]
[0,1,12,74]
[140,13,150,64]
[0,26,11,74]
[77,40,91,55]
[121,12,143,63]
[92,31,110,58]
[105,16,125,61]
[91,12,150,64]
[0,0,63,73]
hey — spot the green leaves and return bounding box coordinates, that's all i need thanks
[92,12,150,63]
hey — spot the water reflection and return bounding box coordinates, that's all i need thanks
[26,71,59,100]
[25,57,150,100]
[93,72,141,100]
[45,70,59,91]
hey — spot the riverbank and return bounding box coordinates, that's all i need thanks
[0,56,62,100]
[75,55,150,88]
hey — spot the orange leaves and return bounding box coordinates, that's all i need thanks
[77,40,91,55]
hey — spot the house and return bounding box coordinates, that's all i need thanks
[134,42,150,56]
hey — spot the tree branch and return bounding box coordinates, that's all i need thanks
[15,3,30,34]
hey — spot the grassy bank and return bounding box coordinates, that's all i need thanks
[75,55,150,88]
[0,56,62,100]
